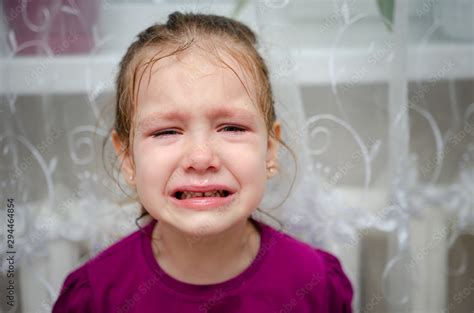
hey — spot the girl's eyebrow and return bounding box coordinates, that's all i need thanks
[138,107,257,131]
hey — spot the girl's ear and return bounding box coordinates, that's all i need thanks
[112,130,136,186]
[266,120,281,167]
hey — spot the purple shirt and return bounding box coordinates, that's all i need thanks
[52,218,353,312]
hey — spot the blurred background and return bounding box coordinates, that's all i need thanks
[0,0,473,312]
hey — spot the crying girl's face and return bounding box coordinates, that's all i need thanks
[126,47,280,237]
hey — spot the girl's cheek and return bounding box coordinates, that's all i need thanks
[223,146,266,172]
[133,145,167,177]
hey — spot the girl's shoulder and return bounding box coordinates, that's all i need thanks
[314,248,354,311]
[260,220,344,266]
[259,221,353,310]
[52,263,94,312]
[52,220,154,312]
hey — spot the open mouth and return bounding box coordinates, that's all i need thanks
[173,190,231,200]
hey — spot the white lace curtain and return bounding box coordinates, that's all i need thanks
[1,1,473,312]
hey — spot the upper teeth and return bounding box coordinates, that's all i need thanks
[180,190,225,199]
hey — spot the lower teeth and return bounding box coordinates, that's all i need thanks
[181,195,222,200]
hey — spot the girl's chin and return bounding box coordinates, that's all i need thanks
[164,215,242,237]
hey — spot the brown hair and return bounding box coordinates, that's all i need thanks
[108,11,297,228]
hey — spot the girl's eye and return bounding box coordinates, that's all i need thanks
[151,126,246,138]
[151,129,179,138]
[221,125,246,133]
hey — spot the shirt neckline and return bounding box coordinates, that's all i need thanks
[141,217,270,299]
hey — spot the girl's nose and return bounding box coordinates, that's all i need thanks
[182,138,220,174]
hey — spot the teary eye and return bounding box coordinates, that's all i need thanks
[221,126,246,133]
[151,126,246,137]
[151,129,179,137]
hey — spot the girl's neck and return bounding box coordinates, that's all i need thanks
[151,218,260,285]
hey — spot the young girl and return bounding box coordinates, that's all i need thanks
[53,11,353,313]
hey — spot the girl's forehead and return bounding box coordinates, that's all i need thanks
[136,48,259,116]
